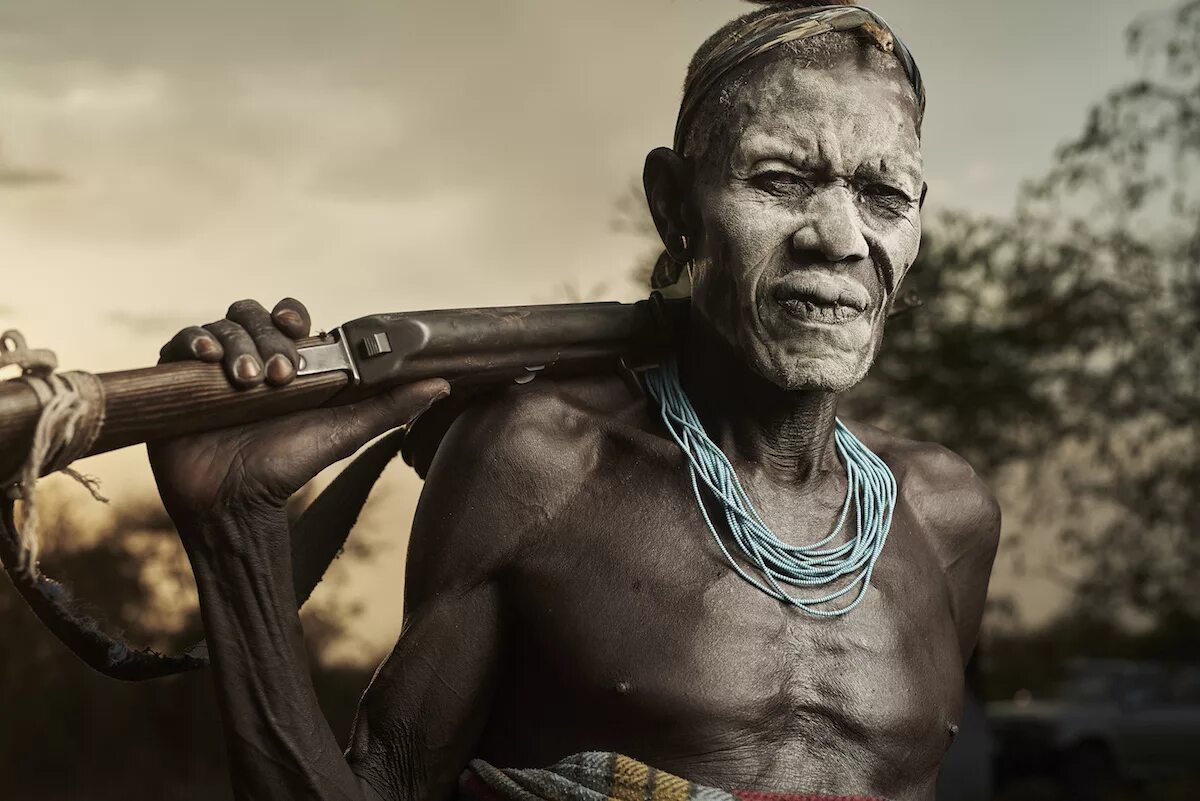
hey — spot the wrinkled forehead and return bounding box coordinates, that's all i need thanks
[723,59,922,188]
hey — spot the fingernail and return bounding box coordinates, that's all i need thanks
[235,354,261,381]
[266,353,293,383]
[275,310,302,328]
[193,337,219,358]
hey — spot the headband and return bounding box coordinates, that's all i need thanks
[653,4,926,290]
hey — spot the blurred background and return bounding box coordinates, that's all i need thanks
[1,0,1197,799]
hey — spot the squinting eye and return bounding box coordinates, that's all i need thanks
[857,183,915,215]
[860,183,910,200]
[750,171,812,194]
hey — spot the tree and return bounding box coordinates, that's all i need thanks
[1021,0,1200,619]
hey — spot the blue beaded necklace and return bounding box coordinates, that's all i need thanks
[643,359,896,617]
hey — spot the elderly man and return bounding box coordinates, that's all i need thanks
[151,2,999,800]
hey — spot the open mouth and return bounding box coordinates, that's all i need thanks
[772,273,870,325]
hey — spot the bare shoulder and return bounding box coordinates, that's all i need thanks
[407,373,647,595]
[432,372,648,495]
[843,420,1001,562]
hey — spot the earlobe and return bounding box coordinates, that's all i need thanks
[643,147,694,261]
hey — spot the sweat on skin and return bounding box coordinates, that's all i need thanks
[145,6,998,801]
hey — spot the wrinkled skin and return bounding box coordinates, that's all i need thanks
[660,57,925,393]
[150,52,999,801]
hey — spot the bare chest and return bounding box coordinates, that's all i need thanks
[491,457,964,797]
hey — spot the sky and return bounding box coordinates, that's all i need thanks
[0,0,1178,656]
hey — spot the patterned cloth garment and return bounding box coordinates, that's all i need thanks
[459,752,884,801]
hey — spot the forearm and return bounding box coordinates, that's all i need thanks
[187,504,367,801]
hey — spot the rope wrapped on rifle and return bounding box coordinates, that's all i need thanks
[0,330,197,680]
[0,330,400,681]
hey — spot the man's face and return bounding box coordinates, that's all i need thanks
[688,57,923,392]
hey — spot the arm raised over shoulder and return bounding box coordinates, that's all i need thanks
[149,298,514,801]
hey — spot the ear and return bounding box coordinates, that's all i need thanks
[643,147,694,261]
[918,181,928,211]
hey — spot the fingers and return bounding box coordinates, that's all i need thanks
[271,297,310,339]
[226,299,299,387]
[204,318,264,389]
[159,326,223,365]
[320,380,451,466]
[157,298,312,389]
[156,296,311,391]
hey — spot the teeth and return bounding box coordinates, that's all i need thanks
[779,298,861,323]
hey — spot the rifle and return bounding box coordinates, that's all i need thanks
[0,298,686,483]
[0,291,919,681]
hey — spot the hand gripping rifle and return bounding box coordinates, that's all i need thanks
[0,291,919,681]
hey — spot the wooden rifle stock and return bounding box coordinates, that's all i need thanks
[0,298,685,482]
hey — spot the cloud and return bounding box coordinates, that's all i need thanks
[104,310,195,338]
[0,163,64,187]
[0,138,64,187]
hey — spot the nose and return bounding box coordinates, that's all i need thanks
[790,185,869,264]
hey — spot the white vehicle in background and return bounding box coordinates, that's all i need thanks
[988,659,1200,798]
